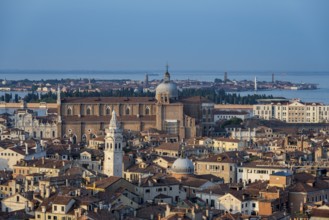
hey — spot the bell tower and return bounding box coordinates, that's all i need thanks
[57,85,62,139]
[103,110,123,177]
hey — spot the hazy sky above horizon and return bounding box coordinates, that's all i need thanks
[0,0,328,72]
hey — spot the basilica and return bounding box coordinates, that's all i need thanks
[57,70,215,142]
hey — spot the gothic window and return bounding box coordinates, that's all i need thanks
[125,107,130,115]
[118,143,121,149]
[40,131,43,138]
[86,107,91,115]
[145,107,150,115]
[110,143,112,149]
[106,107,111,115]
[115,143,117,149]
[67,107,72,115]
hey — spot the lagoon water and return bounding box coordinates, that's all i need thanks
[1,70,329,104]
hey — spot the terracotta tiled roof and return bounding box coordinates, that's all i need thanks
[126,163,165,174]
[139,176,180,187]
[14,158,70,169]
[180,176,209,188]
[53,195,75,205]
[197,151,246,163]
[155,143,181,151]
[62,96,156,104]
[289,173,329,193]
[155,156,177,163]
[86,176,121,189]
[135,204,166,219]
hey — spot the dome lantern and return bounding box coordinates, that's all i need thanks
[155,65,178,102]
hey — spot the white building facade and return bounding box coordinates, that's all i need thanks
[237,164,290,184]
[254,99,329,123]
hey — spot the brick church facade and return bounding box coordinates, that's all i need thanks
[57,71,215,142]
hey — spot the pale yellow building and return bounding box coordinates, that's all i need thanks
[194,152,245,183]
[212,138,244,153]
[1,193,34,213]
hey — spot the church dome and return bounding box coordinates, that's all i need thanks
[171,158,194,174]
[155,71,178,100]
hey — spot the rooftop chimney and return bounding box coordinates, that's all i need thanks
[25,143,28,155]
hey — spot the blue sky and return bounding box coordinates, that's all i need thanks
[0,0,328,71]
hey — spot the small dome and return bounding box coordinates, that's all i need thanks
[171,158,194,174]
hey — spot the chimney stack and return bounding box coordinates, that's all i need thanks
[25,143,28,155]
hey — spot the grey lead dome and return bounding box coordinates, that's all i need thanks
[155,71,179,100]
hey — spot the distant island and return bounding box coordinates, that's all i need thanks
[0,72,318,94]
[0,74,295,105]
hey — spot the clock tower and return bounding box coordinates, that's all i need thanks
[103,110,123,177]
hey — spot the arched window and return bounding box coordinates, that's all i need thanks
[125,108,130,115]
[82,134,87,143]
[110,143,112,149]
[67,108,72,115]
[106,107,111,115]
[86,107,91,115]
[115,143,117,149]
[145,107,150,115]
[72,135,77,144]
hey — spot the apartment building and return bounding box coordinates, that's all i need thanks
[195,151,246,183]
[237,162,290,184]
[253,99,329,123]
[212,138,244,153]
